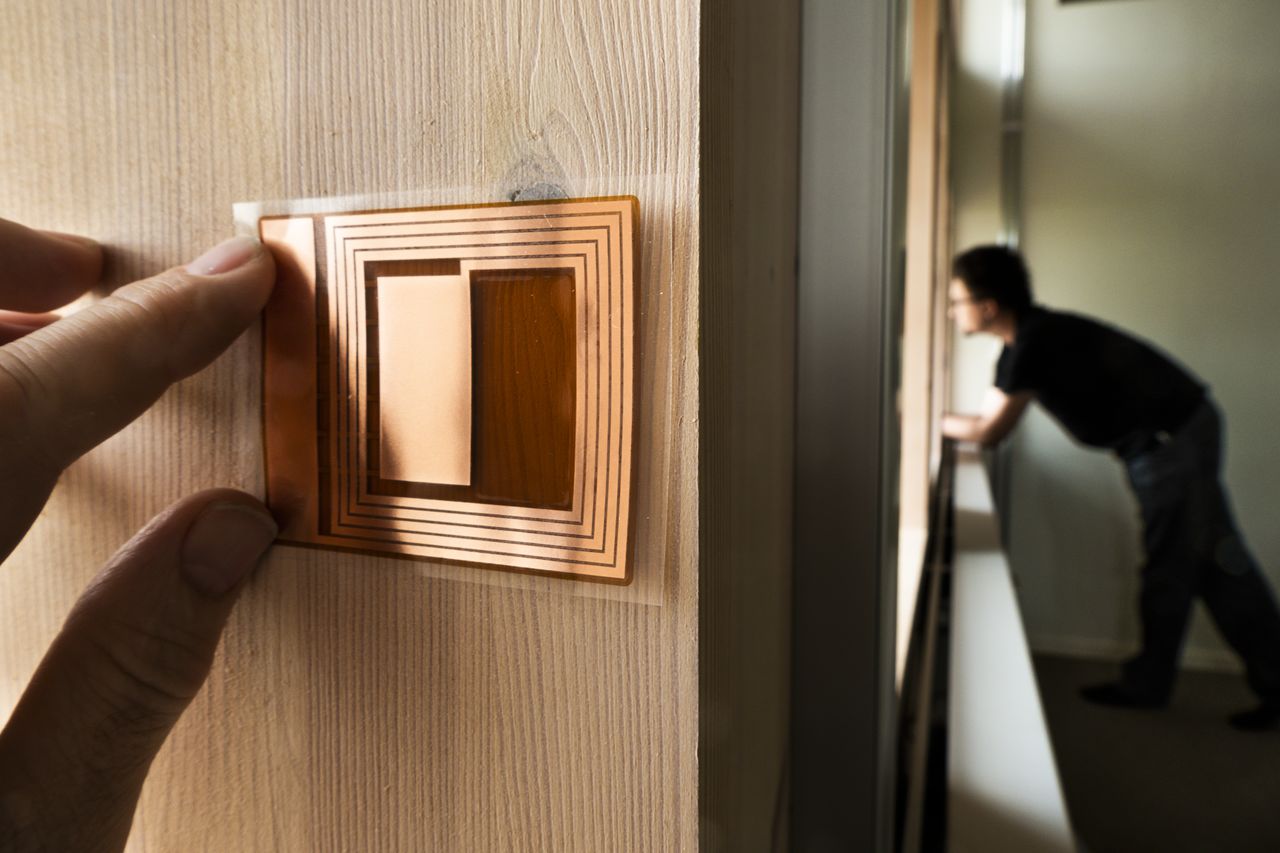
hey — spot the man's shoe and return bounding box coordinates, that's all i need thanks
[1079,682,1168,709]
[1227,703,1280,732]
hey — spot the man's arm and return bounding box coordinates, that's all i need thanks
[941,387,1032,447]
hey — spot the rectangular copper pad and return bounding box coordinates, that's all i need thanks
[375,275,472,485]
[365,266,577,509]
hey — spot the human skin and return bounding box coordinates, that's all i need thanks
[0,219,278,851]
[940,277,1031,446]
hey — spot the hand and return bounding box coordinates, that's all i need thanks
[941,389,1032,446]
[0,219,278,851]
[941,413,974,440]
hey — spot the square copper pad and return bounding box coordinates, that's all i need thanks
[260,197,638,582]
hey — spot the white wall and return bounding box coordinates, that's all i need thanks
[953,0,1280,671]
[949,0,1006,413]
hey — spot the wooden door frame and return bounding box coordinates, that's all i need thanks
[792,0,905,849]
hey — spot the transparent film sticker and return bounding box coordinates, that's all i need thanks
[235,176,676,606]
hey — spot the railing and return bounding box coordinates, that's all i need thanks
[896,440,955,853]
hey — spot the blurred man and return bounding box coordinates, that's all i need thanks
[942,244,1280,731]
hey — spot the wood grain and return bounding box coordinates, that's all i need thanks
[0,1,698,850]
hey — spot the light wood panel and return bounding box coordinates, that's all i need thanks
[932,25,955,473]
[0,1,703,849]
[897,0,946,681]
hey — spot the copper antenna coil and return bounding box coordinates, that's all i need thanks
[261,197,638,582]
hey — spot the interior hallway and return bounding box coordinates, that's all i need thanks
[1034,653,1280,853]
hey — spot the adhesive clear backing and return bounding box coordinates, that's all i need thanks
[235,178,674,605]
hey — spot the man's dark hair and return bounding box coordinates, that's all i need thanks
[952,245,1033,317]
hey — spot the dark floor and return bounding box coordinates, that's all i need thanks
[1033,653,1280,853]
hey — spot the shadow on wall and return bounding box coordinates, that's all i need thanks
[1006,414,1142,656]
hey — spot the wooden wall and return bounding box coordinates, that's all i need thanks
[0,1,737,849]
[896,0,948,681]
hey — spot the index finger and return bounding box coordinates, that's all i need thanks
[0,236,275,565]
[0,218,104,312]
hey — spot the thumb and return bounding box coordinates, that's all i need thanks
[0,489,276,851]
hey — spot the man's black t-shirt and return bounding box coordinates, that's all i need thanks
[995,305,1205,453]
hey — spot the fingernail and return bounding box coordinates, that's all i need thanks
[185,236,261,276]
[181,502,278,597]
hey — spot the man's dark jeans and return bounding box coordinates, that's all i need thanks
[1121,397,1280,703]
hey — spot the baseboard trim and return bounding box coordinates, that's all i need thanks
[1028,634,1243,675]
